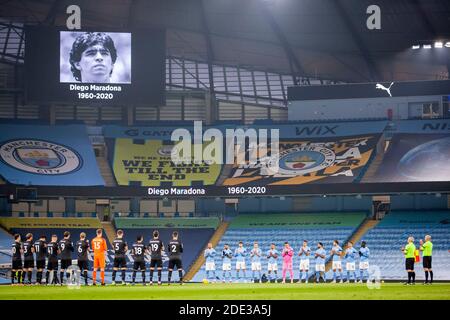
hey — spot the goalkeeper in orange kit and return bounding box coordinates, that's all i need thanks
[91,229,108,286]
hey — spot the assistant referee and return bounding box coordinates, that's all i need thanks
[420,235,433,285]
[402,236,416,285]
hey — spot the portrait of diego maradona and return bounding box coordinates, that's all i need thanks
[60,31,131,84]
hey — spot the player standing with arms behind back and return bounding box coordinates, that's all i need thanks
[112,229,128,285]
[22,233,35,285]
[131,235,147,285]
[167,231,184,285]
[46,235,59,285]
[76,232,90,286]
[91,229,108,286]
[11,234,23,285]
[59,231,74,285]
[33,235,47,285]
[148,230,164,285]
[204,242,217,283]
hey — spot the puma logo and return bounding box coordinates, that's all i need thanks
[375,82,394,97]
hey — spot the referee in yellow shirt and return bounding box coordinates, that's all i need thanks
[401,236,416,285]
[420,235,433,285]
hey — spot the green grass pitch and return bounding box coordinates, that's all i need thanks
[0,283,449,300]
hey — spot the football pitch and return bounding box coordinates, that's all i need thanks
[0,283,449,300]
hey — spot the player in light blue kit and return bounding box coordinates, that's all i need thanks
[298,240,311,283]
[314,242,327,283]
[358,241,370,283]
[221,244,233,283]
[234,241,247,282]
[330,240,343,283]
[250,242,262,283]
[344,241,358,283]
[266,243,279,282]
[204,242,217,282]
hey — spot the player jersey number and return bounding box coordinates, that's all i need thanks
[48,247,53,254]
[151,244,159,252]
[60,243,65,251]
[135,247,142,255]
[94,241,101,250]
[78,246,83,253]
[114,243,120,251]
[34,244,40,252]
[171,245,177,253]
[12,247,16,254]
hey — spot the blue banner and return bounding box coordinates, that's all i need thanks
[0,124,104,186]
[394,119,450,134]
[104,120,387,139]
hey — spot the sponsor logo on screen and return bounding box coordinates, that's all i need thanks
[0,139,82,174]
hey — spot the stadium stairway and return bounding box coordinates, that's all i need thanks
[96,156,116,187]
[184,220,230,282]
[325,218,379,272]
[101,221,117,245]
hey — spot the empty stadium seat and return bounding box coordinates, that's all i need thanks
[362,211,450,280]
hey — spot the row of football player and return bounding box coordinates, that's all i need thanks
[10,229,185,286]
[203,240,371,283]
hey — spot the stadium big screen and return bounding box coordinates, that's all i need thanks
[24,26,165,105]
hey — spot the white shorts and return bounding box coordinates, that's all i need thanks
[251,262,262,271]
[299,259,310,271]
[222,263,231,271]
[236,261,246,270]
[359,261,369,270]
[205,262,216,271]
[267,262,278,271]
[332,261,342,270]
[315,264,325,272]
[346,262,356,271]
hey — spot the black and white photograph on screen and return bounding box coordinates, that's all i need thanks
[60,31,131,84]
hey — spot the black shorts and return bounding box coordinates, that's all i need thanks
[47,259,58,270]
[149,259,162,269]
[36,260,46,269]
[12,259,22,270]
[133,261,146,271]
[60,259,72,269]
[423,256,432,269]
[113,257,127,269]
[168,258,183,270]
[405,258,415,270]
[23,259,34,269]
[77,260,89,271]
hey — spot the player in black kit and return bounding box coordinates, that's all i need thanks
[148,230,164,285]
[112,229,128,285]
[59,231,74,285]
[76,232,90,285]
[23,233,35,284]
[11,234,23,285]
[167,231,184,285]
[33,235,47,284]
[131,235,147,285]
[46,235,59,285]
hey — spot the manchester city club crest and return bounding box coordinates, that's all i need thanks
[266,145,336,176]
[0,139,82,174]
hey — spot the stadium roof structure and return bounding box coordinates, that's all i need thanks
[1,0,450,83]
